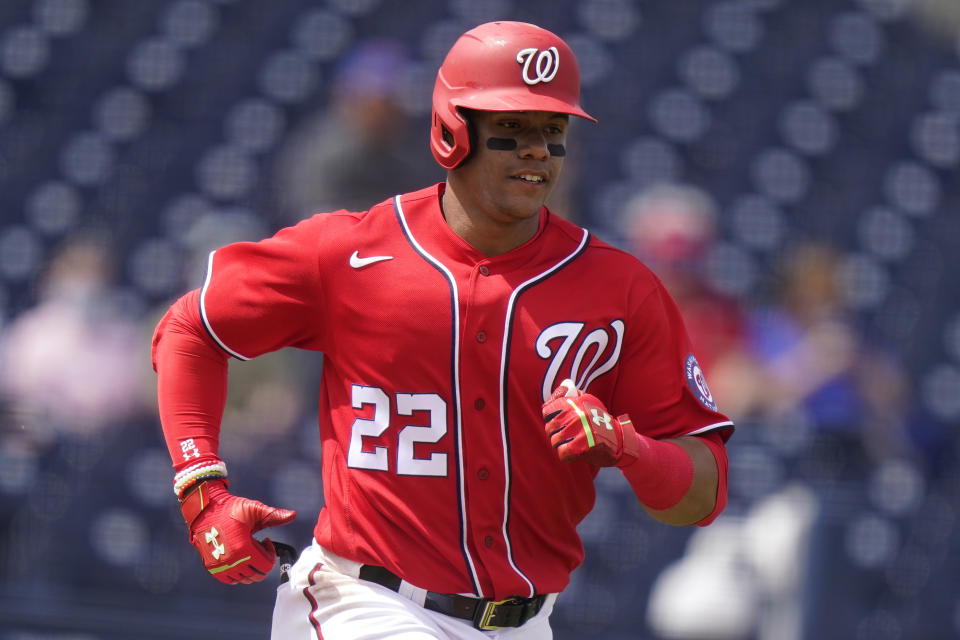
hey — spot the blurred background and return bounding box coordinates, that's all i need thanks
[0,0,958,638]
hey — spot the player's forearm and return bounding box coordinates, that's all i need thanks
[153,290,230,478]
[619,434,724,526]
[638,436,719,526]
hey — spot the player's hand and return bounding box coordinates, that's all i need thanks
[179,479,296,584]
[541,379,641,467]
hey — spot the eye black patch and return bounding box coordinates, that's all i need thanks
[486,137,518,150]
[485,138,566,156]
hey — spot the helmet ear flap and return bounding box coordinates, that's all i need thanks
[455,108,478,168]
[431,105,476,169]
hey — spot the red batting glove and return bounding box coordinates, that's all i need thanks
[180,479,296,585]
[541,379,641,467]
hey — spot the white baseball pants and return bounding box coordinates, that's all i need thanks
[271,540,557,640]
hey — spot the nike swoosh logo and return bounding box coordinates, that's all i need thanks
[350,250,394,269]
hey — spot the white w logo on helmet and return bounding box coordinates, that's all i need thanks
[516,47,560,85]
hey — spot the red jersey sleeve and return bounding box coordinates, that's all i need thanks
[199,215,328,360]
[152,289,229,485]
[613,277,734,441]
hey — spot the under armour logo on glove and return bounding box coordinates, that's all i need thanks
[179,479,296,585]
[591,408,613,430]
[541,379,641,467]
[205,527,226,560]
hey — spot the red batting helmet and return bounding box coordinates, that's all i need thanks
[430,21,597,169]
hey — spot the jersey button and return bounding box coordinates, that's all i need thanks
[476,331,487,343]
[474,398,485,410]
[479,265,490,276]
[484,535,494,548]
[477,468,489,480]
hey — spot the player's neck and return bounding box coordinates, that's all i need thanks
[440,181,542,257]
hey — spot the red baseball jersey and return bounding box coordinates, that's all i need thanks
[196,183,733,600]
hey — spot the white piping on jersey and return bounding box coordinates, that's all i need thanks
[392,195,482,597]
[498,227,590,598]
[199,250,251,361]
[684,420,735,436]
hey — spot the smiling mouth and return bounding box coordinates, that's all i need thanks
[513,173,546,184]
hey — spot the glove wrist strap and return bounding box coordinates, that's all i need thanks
[180,479,222,527]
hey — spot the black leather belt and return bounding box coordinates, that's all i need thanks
[358,565,547,630]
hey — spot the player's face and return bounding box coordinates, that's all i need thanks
[453,110,569,223]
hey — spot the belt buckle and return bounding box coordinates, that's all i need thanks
[474,598,514,631]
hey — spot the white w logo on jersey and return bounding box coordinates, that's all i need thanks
[536,320,625,402]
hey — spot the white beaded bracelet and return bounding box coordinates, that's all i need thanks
[173,461,228,499]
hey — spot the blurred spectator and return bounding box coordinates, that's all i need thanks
[270,38,440,222]
[621,183,753,416]
[0,234,148,446]
[741,243,915,469]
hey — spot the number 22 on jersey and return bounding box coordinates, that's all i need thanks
[347,384,449,477]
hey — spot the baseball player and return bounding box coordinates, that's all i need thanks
[152,21,733,639]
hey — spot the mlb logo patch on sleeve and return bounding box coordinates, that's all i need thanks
[684,354,717,411]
